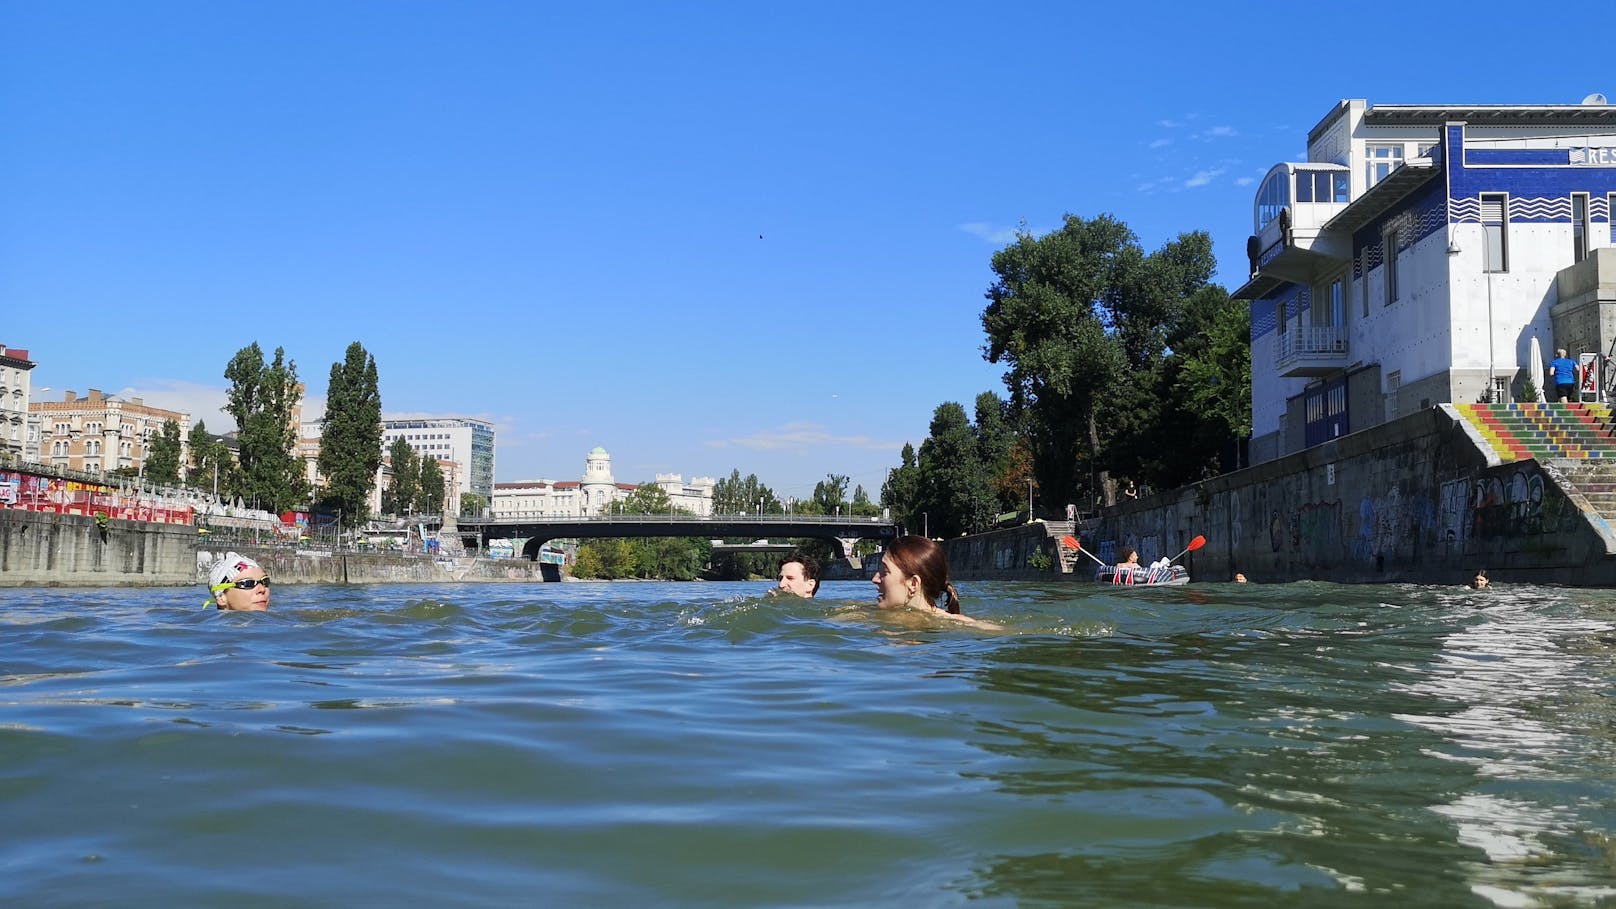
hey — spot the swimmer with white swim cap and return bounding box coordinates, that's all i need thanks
[206,552,271,610]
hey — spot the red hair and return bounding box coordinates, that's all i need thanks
[884,535,962,614]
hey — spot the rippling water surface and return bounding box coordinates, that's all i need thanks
[4,578,1616,907]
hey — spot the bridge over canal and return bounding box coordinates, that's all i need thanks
[454,514,902,561]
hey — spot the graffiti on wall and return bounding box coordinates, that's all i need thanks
[1350,484,1436,564]
[1466,464,1575,540]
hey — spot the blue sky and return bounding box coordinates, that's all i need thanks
[3,2,1610,503]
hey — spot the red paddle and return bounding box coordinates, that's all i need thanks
[1168,535,1206,563]
[1061,534,1107,566]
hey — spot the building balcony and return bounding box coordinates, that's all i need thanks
[1238,204,1352,299]
[1277,325,1349,377]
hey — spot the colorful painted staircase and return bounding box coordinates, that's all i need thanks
[1454,402,1616,462]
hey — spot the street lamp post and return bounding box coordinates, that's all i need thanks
[1027,479,1034,523]
[923,511,928,538]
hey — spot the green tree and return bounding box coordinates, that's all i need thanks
[973,391,1023,514]
[880,442,922,533]
[981,214,1215,509]
[812,473,850,515]
[143,419,183,486]
[383,438,418,516]
[712,469,782,515]
[317,341,383,525]
[615,482,676,514]
[224,343,307,512]
[186,421,236,496]
[460,492,487,517]
[916,401,994,537]
[415,456,445,516]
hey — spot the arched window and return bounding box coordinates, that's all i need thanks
[1255,167,1291,232]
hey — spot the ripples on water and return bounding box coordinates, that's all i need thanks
[2,579,1615,907]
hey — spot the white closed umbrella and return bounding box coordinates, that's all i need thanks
[1529,337,1546,402]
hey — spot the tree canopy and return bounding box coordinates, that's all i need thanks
[980,213,1224,510]
[223,343,306,513]
[317,342,383,525]
[143,420,183,487]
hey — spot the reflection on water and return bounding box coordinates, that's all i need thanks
[0,580,1614,906]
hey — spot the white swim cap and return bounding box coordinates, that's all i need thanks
[208,552,262,594]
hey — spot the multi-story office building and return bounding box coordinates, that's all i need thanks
[492,447,715,517]
[0,346,36,461]
[381,418,494,502]
[30,389,190,478]
[1236,98,1616,464]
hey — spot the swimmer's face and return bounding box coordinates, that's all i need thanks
[219,566,271,611]
[1234,573,1248,583]
[872,555,917,609]
[1472,574,1489,589]
[777,561,816,598]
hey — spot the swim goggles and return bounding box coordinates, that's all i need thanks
[231,577,271,590]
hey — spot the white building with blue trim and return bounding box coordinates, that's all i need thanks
[1236,98,1616,464]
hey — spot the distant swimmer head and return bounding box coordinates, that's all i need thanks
[777,551,820,598]
[207,552,271,610]
[1468,569,1490,590]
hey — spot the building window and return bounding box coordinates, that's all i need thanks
[1277,299,1288,335]
[1295,170,1349,203]
[1384,230,1400,305]
[1573,193,1591,263]
[1481,194,1508,273]
[1366,144,1404,188]
[1256,169,1290,231]
[1329,277,1345,331]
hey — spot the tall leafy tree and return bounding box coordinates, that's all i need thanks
[981,214,1215,509]
[615,482,675,514]
[186,420,236,496]
[383,438,419,515]
[916,402,994,537]
[460,493,487,517]
[415,456,445,516]
[973,391,1023,514]
[143,419,183,486]
[811,473,850,514]
[224,343,307,512]
[318,341,383,525]
[712,469,782,514]
[880,443,922,533]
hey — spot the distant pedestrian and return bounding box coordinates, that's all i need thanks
[1550,349,1581,403]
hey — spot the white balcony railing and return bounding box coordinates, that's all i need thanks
[1277,325,1348,373]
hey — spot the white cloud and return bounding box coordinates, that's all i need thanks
[116,379,236,432]
[706,421,902,453]
[1183,168,1227,188]
[1158,119,1183,129]
[958,222,1020,244]
[1148,137,1172,149]
[1197,125,1237,139]
[1235,176,1256,186]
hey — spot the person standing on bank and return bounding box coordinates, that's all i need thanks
[206,552,271,611]
[1549,348,1581,403]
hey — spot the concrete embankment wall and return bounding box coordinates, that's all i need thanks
[0,510,196,586]
[1079,406,1616,586]
[939,406,1616,586]
[0,509,554,587]
[198,548,552,585]
[941,522,1067,582]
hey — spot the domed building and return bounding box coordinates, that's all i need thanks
[490,447,715,518]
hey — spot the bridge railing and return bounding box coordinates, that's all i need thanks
[471,513,890,524]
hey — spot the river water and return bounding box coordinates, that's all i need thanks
[3,579,1615,907]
